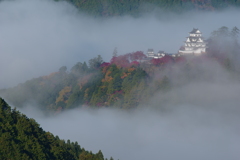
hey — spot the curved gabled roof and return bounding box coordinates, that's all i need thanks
[189,28,201,34]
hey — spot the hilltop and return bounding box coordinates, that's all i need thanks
[0,26,239,113]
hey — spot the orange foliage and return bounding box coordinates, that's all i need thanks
[42,72,58,80]
[102,70,113,82]
[55,86,71,104]
[127,67,136,72]
[120,67,135,79]
[121,72,128,79]
[102,66,109,73]
[100,85,107,89]
[84,88,89,100]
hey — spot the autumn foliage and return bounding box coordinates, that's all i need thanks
[2,25,239,112]
[151,55,174,65]
[110,51,146,68]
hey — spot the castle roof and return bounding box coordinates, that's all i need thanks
[189,28,201,34]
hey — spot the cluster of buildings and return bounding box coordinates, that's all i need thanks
[146,28,207,59]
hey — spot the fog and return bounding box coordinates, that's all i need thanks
[1,0,240,88]
[21,80,240,160]
[19,57,240,160]
[1,0,240,159]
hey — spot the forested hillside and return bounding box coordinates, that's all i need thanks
[0,98,111,160]
[62,0,240,17]
[1,27,239,113]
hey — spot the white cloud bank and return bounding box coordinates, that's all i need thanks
[22,90,240,160]
[0,0,240,88]
[20,58,240,160]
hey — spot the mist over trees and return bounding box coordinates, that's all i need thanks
[208,26,240,71]
[1,26,239,113]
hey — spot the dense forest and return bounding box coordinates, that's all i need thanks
[60,0,240,17]
[0,26,239,114]
[0,98,113,160]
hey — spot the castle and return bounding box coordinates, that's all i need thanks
[178,28,207,55]
[146,28,207,58]
[146,49,166,59]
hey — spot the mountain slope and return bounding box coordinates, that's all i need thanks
[0,98,107,160]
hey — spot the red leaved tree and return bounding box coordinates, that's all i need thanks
[110,51,146,68]
[151,55,173,65]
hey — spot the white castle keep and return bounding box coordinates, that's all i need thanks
[146,28,207,59]
[178,28,207,55]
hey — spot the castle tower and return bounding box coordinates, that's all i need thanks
[147,49,154,58]
[178,28,207,56]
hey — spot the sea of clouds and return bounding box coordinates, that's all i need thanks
[22,84,240,160]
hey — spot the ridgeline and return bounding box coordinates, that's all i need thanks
[61,0,240,17]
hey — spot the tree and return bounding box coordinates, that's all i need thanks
[211,26,229,39]
[112,47,118,57]
[209,26,240,59]
[0,98,108,160]
[231,26,240,41]
[59,66,67,73]
[129,51,147,61]
[89,55,103,70]
[71,62,89,76]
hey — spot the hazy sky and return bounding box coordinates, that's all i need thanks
[0,0,240,88]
